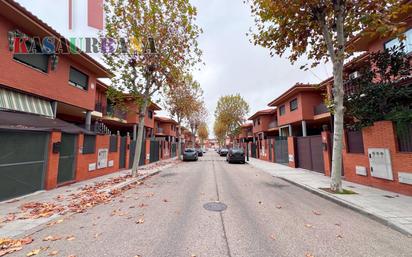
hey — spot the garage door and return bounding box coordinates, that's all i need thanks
[296,135,324,173]
[0,131,49,201]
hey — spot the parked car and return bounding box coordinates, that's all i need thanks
[183,148,198,161]
[219,148,229,157]
[226,148,246,164]
[196,148,203,157]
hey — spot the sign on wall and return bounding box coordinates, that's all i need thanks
[97,148,108,169]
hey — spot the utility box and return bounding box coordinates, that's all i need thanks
[368,148,393,180]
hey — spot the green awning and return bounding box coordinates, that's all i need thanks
[0,87,53,118]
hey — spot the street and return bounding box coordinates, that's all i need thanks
[9,152,411,257]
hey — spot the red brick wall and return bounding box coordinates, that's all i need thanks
[277,92,324,127]
[75,134,121,181]
[0,16,98,111]
[343,121,412,196]
[252,114,276,134]
[125,101,155,128]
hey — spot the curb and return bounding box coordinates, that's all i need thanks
[277,176,412,237]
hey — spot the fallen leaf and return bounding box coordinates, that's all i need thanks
[136,218,145,224]
[48,250,59,256]
[258,201,262,205]
[336,234,344,239]
[269,234,276,240]
[43,236,62,242]
[276,205,282,209]
[305,224,313,228]
[334,223,341,227]
[312,210,321,216]
[138,203,148,208]
[305,253,315,257]
[94,233,102,238]
[68,255,76,257]
[26,249,41,256]
[66,236,75,241]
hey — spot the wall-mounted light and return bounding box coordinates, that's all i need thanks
[51,54,59,71]
[7,31,15,51]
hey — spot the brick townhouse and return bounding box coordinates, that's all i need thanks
[246,8,412,195]
[0,0,176,202]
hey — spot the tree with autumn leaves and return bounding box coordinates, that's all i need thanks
[214,94,249,147]
[102,0,202,176]
[248,0,412,192]
[197,122,209,148]
[163,73,204,159]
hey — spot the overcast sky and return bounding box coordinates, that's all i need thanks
[16,0,332,137]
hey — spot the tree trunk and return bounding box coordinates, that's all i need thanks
[330,61,344,193]
[131,96,149,177]
[177,124,182,160]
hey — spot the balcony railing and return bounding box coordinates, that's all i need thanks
[106,105,127,120]
[156,127,164,134]
[95,102,103,113]
[268,120,278,129]
[314,103,329,115]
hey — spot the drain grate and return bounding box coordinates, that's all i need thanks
[203,202,227,212]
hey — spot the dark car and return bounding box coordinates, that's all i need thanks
[226,148,246,164]
[183,148,198,161]
[219,148,229,156]
[196,148,203,157]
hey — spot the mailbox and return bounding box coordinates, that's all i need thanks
[368,148,393,181]
[52,142,61,153]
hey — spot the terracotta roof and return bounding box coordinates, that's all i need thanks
[241,122,253,128]
[267,83,321,107]
[1,0,112,78]
[248,108,276,120]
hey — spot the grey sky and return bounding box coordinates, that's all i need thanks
[16,0,332,136]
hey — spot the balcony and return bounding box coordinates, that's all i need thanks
[95,102,103,113]
[268,120,278,129]
[314,103,329,115]
[106,105,127,120]
[156,127,164,134]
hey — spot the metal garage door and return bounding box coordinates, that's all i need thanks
[150,140,160,163]
[0,130,48,201]
[296,135,324,173]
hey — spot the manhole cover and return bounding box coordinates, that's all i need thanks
[203,202,227,212]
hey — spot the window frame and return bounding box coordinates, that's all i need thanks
[384,28,412,54]
[290,98,298,112]
[279,105,286,116]
[69,67,89,91]
[83,135,96,154]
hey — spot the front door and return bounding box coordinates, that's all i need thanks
[57,133,77,184]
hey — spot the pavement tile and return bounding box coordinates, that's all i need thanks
[247,157,412,235]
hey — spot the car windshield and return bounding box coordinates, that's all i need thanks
[231,148,244,153]
[185,149,195,153]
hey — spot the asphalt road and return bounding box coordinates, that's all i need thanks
[10,152,411,257]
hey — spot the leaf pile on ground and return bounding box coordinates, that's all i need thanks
[19,203,65,219]
[0,237,33,256]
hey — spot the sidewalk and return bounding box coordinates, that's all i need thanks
[247,157,412,236]
[0,158,179,238]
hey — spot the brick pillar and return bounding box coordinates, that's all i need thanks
[322,131,332,176]
[125,135,131,169]
[145,139,151,165]
[288,136,297,168]
[44,131,62,190]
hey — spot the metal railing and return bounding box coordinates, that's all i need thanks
[106,105,127,120]
[156,127,164,134]
[314,103,329,115]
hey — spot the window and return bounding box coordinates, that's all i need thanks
[279,105,286,116]
[384,28,412,53]
[257,118,261,125]
[83,135,96,154]
[148,110,153,119]
[69,67,89,90]
[290,98,298,111]
[13,40,49,72]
